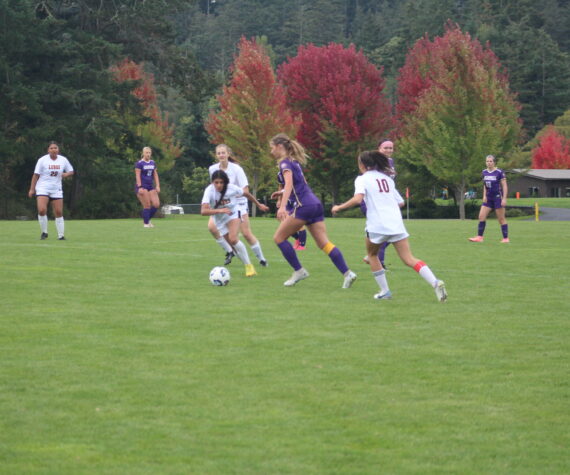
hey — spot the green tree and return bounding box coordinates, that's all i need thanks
[397,25,522,219]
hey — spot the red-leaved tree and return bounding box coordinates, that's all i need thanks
[531,126,570,169]
[279,43,392,202]
[111,58,182,170]
[206,37,299,210]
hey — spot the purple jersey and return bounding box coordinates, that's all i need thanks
[136,159,157,189]
[278,158,320,209]
[277,170,296,212]
[482,168,505,199]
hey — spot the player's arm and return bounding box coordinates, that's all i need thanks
[501,177,507,205]
[201,203,231,216]
[277,170,293,221]
[28,173,40,198]
[332,193,364,215]
[242,190,269,213]
[135,168,143,190]
[153,169,160,193]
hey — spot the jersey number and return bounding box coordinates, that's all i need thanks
[50,171,58,177]
[376,178,390,193]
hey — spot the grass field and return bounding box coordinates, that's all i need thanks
[1,215,569,473]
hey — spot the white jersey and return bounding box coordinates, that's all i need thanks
[354,170,406,235]
[33,154,74,192]
[202,183,244,228]
[209,162,249,206]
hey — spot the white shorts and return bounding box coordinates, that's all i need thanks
[367,231,409,245]
[214,210,241,236]
[35,186,63,199]
[236,202,249,216]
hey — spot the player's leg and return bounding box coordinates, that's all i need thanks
[293,226,307,250]
[392,237,447,302]
[495,207,509,242]
[226,219,255,276]
[137,189,151,226]
[51,198,65,239]
[378,241,389,267]
[208,216,234,264]
[36,195,50,239]
[147,190,160,227]
[240,212,267,266]
[366,236,391,299]
[469,205,491,242]
[274,215,309,285]
[307,220,356,289]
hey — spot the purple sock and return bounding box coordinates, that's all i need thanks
[478,221,486,236]
[378,241,389,263]
[277,241,302,271]
[328,247,349,275]
[501,224,508,238]
[298,229,307,246]
[150,206,157,218]
[142,208,151,224]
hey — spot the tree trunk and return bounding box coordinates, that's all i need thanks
[455,180,466,220]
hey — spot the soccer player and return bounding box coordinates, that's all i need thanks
[468,155,509,243]
[135,146,160,228]
[208,144,268,267]
[332,150,447,302]
[201,170,269,277]
[362,139,397,267]
[269,133,357,288]
[28,141,74,240]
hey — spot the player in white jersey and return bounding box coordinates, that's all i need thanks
[332,150,447,302]
[208,144,268,267]
[28,142,74,240]
[201,170,269,277]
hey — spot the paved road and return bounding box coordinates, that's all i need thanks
[525,207,570,221]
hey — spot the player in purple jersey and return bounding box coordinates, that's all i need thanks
[362,139,396,267]
[269,133,357,288]
[468,155,509,243]
[135,147,161,228]
[28,141,74,240]
[273,168,307,251]
[333,151,447,302]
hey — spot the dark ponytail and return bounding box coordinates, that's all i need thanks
[358,150,391,174]
[212,170,230,208]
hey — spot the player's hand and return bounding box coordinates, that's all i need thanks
[155,185,161,193]
[220,208,231,215]
[258,204,269,213]
[331,205,340,215]
[28,190,35,198]
[276,207,288,221]
[270,191,283,200]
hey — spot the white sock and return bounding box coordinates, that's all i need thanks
[38,215,48,234]
[232,240,251,265]
[55,217,65,238]
[250,241,266,261]
[373,269,390,294]
[418,264,438,287]
[216,237,233,253]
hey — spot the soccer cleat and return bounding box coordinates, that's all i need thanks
[224,251,234,265]
[148,222,155,228]
[143,224,151,228]
[259,259,268,267]
[468,236,484,242]
[58,236,66,240]
[245,264,257,277]
[501,238,510,243]
[40,232,48,240]
[342,270,357,289]
[434,280,448,302]
[374,291,393,300]
[293,240,306,250]
[284,268,309,286]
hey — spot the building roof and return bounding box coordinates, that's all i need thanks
[511,169,570,180]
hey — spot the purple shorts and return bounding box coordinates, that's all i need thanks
[292,202,324,225]
[135,184,154,194]
[483,195,502,209]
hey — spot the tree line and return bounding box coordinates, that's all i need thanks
[1,0,569,219]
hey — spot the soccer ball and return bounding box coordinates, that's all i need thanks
[209,266,230,286]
